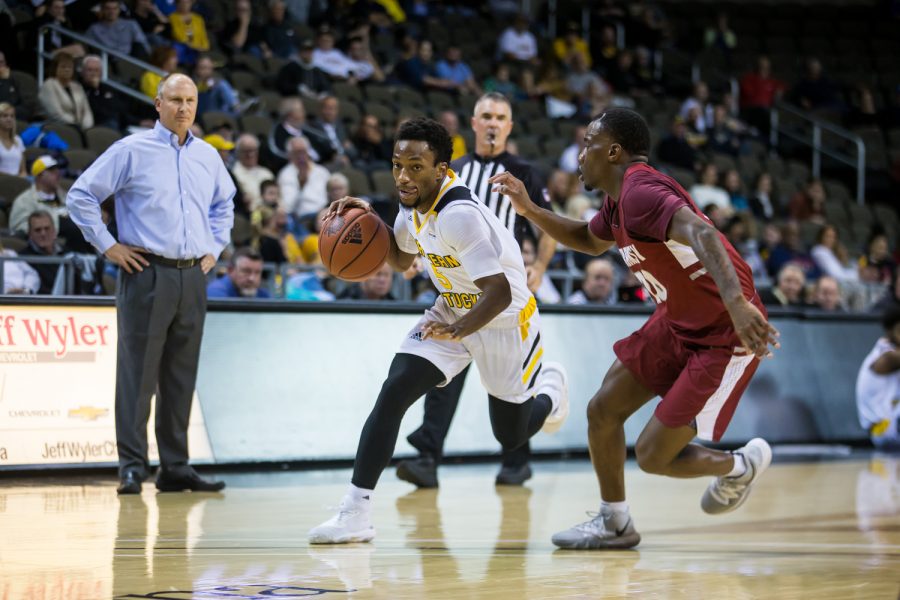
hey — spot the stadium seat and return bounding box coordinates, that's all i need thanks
[85,127,122,154]
[201,111,238,133]
[229,71,261,95]
[364,85,394,106]
[0,173,30,211]
[239,114,274,139]
[370,169,397,200]
[44,123,83,149]
[333,82,363,104]
[426,91,456,114]
[63,149,97,175]
[337,166,373,197]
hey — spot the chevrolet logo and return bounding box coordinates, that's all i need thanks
[68,406,109,421]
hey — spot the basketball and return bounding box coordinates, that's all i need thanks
[318,208,390,282]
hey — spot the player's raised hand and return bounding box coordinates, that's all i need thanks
[489,172,535,216]
[728,299,780,359]
[327,196,372,219]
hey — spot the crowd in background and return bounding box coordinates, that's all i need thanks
[0,0,897,314]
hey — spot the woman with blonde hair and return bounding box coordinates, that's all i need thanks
[38,52,94,130]
[0,102,25,176]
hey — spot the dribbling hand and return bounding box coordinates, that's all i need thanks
[327,196,372,219]
[105,243,149,274]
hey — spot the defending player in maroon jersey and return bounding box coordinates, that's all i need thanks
[490,107,780,550]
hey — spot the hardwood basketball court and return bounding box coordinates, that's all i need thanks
[1,454,898,599]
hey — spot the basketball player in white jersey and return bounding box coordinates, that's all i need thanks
[308,118,569,544]
[856,305,900,451]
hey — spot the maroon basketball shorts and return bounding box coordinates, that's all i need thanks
[613,314,760,441]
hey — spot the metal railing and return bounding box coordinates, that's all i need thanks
[37,22,163,106]
[0,254,78,294]
[769,100,866,204]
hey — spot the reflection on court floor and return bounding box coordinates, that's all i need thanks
[0,456,898,599]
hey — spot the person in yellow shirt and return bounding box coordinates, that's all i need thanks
[140,46,177,98]
[553,22,591,70]
[169,0,209,65]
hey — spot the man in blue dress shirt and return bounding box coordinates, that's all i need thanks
[67,73,235,495]
[207,247,271,298]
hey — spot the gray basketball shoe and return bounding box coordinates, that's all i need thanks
[551,509,641,550]
[701,437,772,515]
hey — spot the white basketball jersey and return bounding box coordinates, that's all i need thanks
[856,337,900,429]
[394,170,532,327]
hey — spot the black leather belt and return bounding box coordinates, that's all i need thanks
[144,253,201,269]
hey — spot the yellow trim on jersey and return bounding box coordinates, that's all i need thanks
[522,347,544,385]
[413,169,458,234]
[518,296,537,340]
[871,419,891,437]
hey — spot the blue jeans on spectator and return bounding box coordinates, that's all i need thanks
[198,80,239,116]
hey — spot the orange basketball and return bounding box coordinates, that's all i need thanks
[318,208,390,282]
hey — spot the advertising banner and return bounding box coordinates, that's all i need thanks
[0,306,212,467]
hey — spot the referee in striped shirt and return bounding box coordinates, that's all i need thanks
[397,92,557,487]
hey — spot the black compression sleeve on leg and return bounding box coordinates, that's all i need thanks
[488,394,551,452]
[351,353,446,490]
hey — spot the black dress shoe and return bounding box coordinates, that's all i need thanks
[495,463,532,486]
[156,470,226,492]
[396,456,438,488]
[117,470,143,495]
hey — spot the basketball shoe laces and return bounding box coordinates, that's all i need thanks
[708,454,753,504]
[574,511,618,537]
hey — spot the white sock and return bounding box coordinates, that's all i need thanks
[601,500,629,514]
[346,484,374,509]
[727,453,747,478]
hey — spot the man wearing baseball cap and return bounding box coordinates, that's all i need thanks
[8,155,64,234]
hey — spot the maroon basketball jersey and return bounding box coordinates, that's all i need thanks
[589,163,762,347]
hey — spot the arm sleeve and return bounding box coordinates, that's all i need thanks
[65,142,131,253]
[588,199,614,241]
[209,160,237,257]
[439,206,503,281]
[392,210,419,254]
[622,176,690,241]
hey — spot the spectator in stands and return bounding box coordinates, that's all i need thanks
[846,85,881,129]
[269,97,323,161]
[607,49,641,97]
[760,263,807,307]
[232,134,274,210]
[521,236,560,304]
[0,102,25,176]
[27,0,86,62]
[352,113,392,172]
[0,52,33,122]
[810,275,844,312]
[859,230,896,286]
[749,172,776,222]
[565,53,612,118]
[9,156,66,234]
[680,81,714,133]
[789,178,827,224]
[707,104,742,156]
[338,262,396,300]
[498,15,538,64]
[792,57,841,114]
[262,0,297,60]
[545,168,574,213]
[567,256,617,306]
[483,63,526,101]
[393,39,444,92]
[254,205,302,264]
[87,0,151,58]
[18,210,68,294]
[689,163,731,212]
[558,125,586,173]
[222,0,266,58]
[723,215,769,285]
[193,55,240,116]
[703,13,736,60]
[656,116,699,171]
[140,45,177,99]
[592,24,619,78]
[739,56,785,135]
[811,224,860,285]
[277,136,329,218]
[767,222,820,280]
[133,0,169,48]
[554,22,591,71]
[80,55,127,131]
[723,168,749,212]
[39,52,93,131]
[345,37,386,84]
[207,247,270,298]
[277,39,332,98]
[435,45,481,96]
[438,111,466,161]
[532,61,573,117]
[0,238,40,294]
[305,95,354,168]
[855,305,900,450]
[168,0,210,65]
[312,26,353,80]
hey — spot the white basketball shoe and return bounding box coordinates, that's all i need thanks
[551,506,641,550]
[701,438,772,515]
[308,496,376,544]
[537,361,569,434]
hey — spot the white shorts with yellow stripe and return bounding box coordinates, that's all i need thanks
[397,297,543,404]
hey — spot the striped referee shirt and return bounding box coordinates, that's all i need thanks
[452,151,549,244]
